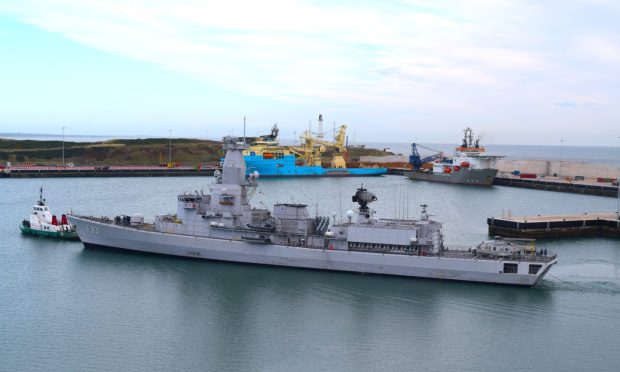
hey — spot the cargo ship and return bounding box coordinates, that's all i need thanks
[405,128,502,186]
[242,117,386,177]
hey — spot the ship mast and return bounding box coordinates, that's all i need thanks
[38,186,45,206]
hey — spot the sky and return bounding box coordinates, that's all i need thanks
[0,0,619,145]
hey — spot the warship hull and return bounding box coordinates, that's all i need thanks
[68,215,555,286]
[405,168,497,186]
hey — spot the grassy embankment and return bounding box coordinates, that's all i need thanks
[0,138,393,166]
[0,138,223,166]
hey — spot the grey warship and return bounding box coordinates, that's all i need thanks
[68,136,556,286]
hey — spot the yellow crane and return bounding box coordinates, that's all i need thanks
[294,124,348,168]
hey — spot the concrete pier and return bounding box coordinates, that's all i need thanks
[488,212,620,239]
[493,176,618,197]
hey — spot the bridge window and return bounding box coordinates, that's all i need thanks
[503,263,518,274]
[529,264,542,274]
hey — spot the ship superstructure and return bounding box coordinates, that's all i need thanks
[406,127,502,186]
[20,187,78,240]
[69,136,556,286]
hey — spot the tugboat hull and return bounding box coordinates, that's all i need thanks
[20,223,80,241]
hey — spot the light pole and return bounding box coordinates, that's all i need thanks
[62,126,66,167]
[559,139,564,179]
[617,137,620,219]
[168,130,172,165]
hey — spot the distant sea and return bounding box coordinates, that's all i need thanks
[366,142,620,167]
[2,133,619,166]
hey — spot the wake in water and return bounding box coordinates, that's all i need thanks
[542,262,620,295]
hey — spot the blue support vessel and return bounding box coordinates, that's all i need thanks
[244,152,386,177]
[239,121,386,177]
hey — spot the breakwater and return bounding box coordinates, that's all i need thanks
[3,166,217,178]
[493,176,618,197]
[496,159,620,179]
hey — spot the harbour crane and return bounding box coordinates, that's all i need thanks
[409,143,445,170]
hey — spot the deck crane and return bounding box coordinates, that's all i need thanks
[293,116,348,168]
[409,143,445,170]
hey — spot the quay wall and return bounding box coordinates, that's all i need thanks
[362,156,620,180]
[496,159,619,179]
[360,155,408,163]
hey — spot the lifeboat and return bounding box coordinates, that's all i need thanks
[443,167,452,173]
[461,161,470,168]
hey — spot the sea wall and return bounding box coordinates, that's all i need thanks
[360,155,408,163]
[361,155,620,180]
[496,159,620,179]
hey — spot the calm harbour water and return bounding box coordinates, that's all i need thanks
[1,175,619,371]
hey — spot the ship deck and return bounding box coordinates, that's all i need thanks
[76,215,556,263]
[433,249,555,263]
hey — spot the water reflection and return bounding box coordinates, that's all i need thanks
[74,247,557,369]
[3,176,620,370]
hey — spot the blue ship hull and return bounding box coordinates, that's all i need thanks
[244,154,386,177]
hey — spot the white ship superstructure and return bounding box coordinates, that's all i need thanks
[408,128,503,186]
[69,136,556,286]
[20,187,78,240]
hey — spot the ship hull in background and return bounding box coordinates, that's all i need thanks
[405,168,498,186]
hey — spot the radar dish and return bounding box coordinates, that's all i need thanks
[352,185,377,213]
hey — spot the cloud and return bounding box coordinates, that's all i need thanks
[576,35,620,64]
[1,0,619,142]
[555,101,578,108]
[0,2,554,98]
